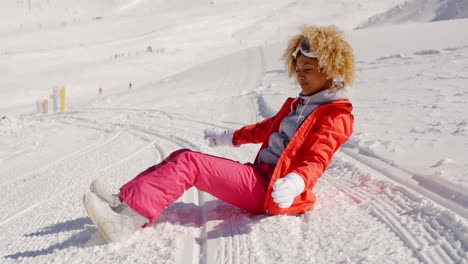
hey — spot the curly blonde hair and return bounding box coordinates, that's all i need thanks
[283,25,355,87]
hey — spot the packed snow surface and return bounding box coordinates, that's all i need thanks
[1,0,468,263]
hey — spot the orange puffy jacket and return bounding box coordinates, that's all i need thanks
[232,97,354,215]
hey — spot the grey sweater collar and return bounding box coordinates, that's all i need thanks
[298,87,350,105]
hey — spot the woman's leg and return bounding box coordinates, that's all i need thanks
[119,149,272,226]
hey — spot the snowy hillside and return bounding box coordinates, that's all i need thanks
[1,0,468,263]
[0,0,403,114]
[358,0,468,28]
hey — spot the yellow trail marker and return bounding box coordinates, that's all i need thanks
[59,87,65,112]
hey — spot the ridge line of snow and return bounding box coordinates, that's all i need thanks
[198,191,208,264]
[323,156,468,262]
[338,148,468,220]
[0,130,122,187]
[0,186,72,227]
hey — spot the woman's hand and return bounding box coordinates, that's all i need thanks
[203,128,234,147]
[271,173,305,208]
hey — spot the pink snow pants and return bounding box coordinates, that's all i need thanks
[119,149,275,226]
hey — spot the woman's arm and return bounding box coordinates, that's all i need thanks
[291,110,354,190]
[232,115,277,146]
[232,97,295,146]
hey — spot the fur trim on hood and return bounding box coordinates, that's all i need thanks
[283,25,355,87]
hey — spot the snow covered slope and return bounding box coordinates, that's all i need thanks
[358,0,468,28]
[1,1,468,263]
[0,0,402,114]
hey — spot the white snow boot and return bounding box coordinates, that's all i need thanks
[83,191,148,243]
[89,178,121,208]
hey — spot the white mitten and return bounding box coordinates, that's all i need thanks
[271,173,305,208]
[203,127,234,147]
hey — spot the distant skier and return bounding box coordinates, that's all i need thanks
[129,82,132,90]
[84,25,355,243]
[99,87,103,96]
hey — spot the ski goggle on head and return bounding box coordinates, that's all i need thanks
[292,38,318,59]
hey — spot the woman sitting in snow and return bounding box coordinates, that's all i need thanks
[84,25,355,243]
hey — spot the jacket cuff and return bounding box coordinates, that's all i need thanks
[231,129,241,147]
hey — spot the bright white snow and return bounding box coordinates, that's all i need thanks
[358,0,468,28]
[1,0,468,263]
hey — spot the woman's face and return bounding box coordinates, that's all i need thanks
[295,55,331,96]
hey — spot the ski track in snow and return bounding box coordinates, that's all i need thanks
[2,47,468,264]
[329,153,468,264]
[0,45,264,264]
